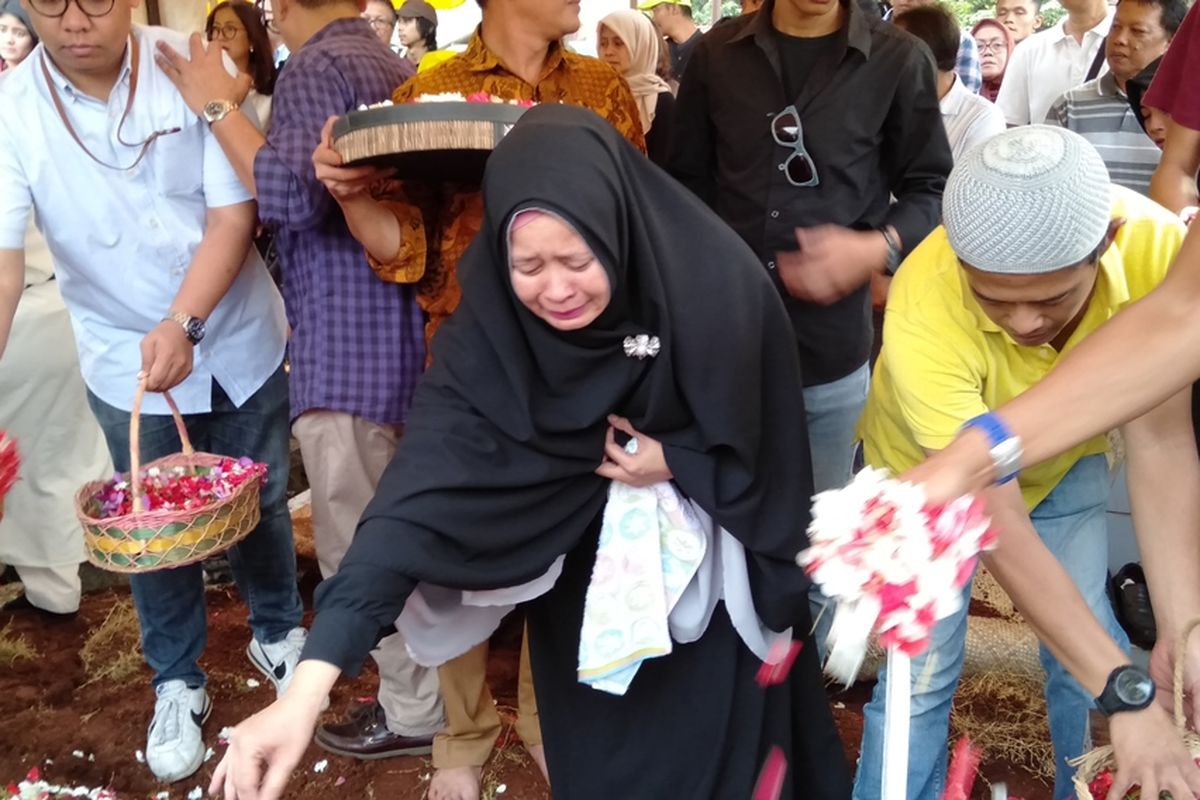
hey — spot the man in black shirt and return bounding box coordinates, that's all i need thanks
[669,0,951,638]
[641,0,703,78]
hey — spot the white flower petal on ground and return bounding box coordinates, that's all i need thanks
[245,678,260,688]
[313,759,328,774]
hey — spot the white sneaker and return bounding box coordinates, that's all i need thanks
[146,680,210,783]
[248,626,319,701]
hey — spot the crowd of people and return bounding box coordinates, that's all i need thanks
[2,0,1200,798]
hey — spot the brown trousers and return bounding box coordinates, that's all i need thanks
[432,629,543,768]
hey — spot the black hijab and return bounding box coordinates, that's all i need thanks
[1126,56,1162,134]
[313,105,815,668]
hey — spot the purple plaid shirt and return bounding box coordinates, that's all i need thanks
[254,18,421,425]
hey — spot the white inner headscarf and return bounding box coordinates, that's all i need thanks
[598,9,672,134]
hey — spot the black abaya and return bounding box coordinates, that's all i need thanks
[302,104,850,798]
[527,523,851,800]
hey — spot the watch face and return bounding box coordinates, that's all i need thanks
[204,101,229,121]
[1114,668,1154,705]
[186,318,206,343]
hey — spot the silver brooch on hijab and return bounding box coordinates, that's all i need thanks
[623,334,661,360]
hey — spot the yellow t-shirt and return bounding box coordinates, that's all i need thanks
[857,186,1187,510]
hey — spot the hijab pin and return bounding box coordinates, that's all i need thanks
[623,334,661,360]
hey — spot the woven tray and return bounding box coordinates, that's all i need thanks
[331,101,528,184]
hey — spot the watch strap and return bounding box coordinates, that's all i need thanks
[880,227,902,274]
[961,412,1022,485]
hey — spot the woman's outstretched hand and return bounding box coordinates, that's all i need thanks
[209,661,338,799]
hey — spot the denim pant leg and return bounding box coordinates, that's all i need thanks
[87,390,211,689]
[804,362,871,656]
[203,365,302,646]
[1029,455,1130,800]
[852,578,974,800]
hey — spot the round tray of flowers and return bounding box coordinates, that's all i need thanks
[331,92,533,184]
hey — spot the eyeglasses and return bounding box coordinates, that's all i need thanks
[27,0,116,18]
[208,24,246,42]
[253,0,279,33]
[771,105,820,188]
[975,40,1006,54]
[364,15,395,30]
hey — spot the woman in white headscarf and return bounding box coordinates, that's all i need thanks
[598,9,675,166]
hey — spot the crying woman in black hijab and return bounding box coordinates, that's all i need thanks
[209,104,851,800]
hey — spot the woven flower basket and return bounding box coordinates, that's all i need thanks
[1071,617,1200,799]
[74,383,262,574]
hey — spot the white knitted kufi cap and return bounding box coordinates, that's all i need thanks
[943,125,1113,274]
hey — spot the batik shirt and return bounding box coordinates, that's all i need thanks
[368,31,645,348]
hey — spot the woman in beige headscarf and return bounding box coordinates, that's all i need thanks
[598,9,675,166]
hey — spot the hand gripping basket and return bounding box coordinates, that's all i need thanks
[1071,617,1200,799]
[74,383,263,573]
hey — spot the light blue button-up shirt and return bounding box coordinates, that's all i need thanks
[0,24,286,416]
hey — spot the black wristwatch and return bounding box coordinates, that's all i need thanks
[163,311,207,345]
[1094,665,1156,716]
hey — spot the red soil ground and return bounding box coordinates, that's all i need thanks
[0,562,1052,800]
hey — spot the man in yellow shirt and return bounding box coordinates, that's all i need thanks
[854,126,1200,800]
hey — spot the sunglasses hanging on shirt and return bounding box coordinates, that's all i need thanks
[771,105,820,188]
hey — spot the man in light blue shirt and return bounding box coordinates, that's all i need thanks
[0,0,306,785]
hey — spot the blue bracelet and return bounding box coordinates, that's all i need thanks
[961,412,1022,485]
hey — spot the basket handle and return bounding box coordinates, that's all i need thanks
[129,378,194,515]
[1173,616,1200,735]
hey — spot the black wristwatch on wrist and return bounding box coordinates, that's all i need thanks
[1094,665,1156,716]
[163,311,206,345]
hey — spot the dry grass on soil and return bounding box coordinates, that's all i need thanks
[79,597,142,685]
[951,671,1056,782]
[0,622,37,667]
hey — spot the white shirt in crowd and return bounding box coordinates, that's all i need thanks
[996,9,1114,127]
[940,75,1006,161]
[0,24,287,417]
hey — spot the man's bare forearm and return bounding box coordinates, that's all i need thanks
[1122,388,1200,638]
[981,482,1129,695]
[0,249,24,358]
[991,223,1200,474]
[339,194,403,264]
[1149,121,1200,214]
[170,202,258,319]
[210,113,267,198]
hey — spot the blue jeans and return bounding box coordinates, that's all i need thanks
[804,362,871,657]
[853,455,1129,800]
[87,365,303,688]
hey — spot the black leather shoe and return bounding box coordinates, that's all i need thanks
[315,701,434,760]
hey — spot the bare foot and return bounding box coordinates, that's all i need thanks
[428,766,482,800]
[527,743,549,783]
